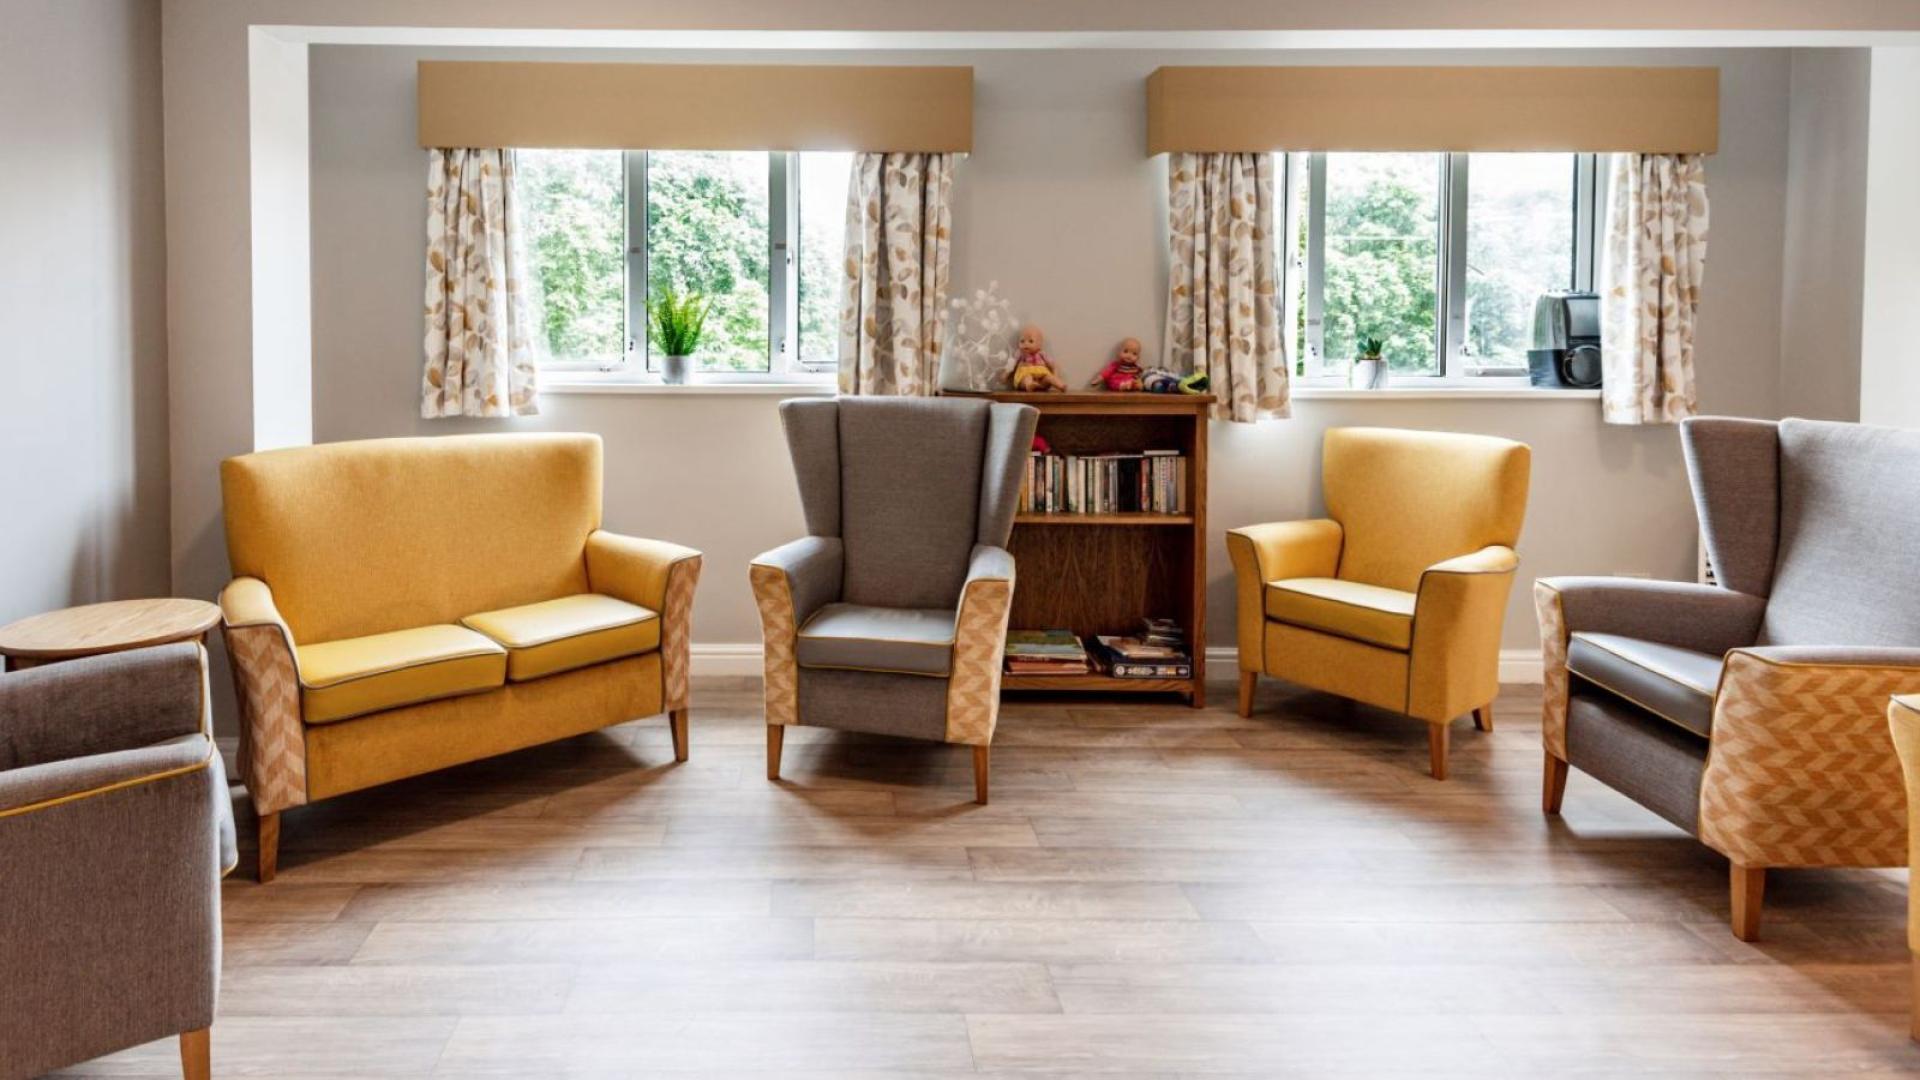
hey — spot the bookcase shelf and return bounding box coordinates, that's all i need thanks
[972,389,1211,708]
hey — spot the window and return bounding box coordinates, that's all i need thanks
[518,148,851,381]
[1291,151,1600,383]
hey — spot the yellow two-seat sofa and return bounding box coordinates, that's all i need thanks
[218,433,701,880]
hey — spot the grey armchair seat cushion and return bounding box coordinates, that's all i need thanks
[1567,632,1723,739]
[797,603,957,676]
[1566,684,1708,835]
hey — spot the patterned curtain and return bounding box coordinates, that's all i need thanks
[1600,153,1709,425]
[422,148,538,417]
[1165,152,1288,423]
[838,153,956,396]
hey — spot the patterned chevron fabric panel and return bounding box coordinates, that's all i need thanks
[1534,581,1570,762]
[224,622,307,813]
[1699,652,1914,869]
[660,555,702,712]
[945,576,1014,747]
[749,563,799,727]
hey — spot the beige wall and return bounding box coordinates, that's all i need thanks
[1861,48,1920,428]
[0,0,171,625]
[307,45,1795,659]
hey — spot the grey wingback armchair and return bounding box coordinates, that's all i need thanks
[1,642,236,1080]
[751,396,1039,803]
[1538,416,1920,941]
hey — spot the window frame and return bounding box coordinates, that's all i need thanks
[1291,150,1605,388]
[533,149,839,385]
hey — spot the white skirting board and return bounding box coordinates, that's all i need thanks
[690,644,1547,684]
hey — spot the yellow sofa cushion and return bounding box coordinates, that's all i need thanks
[297,625,507,725]
[1265,577,1417,651]
[462,593,660,682]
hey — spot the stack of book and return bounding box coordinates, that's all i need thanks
[1003,629,1091,675]
[1088,618,1193,678]
[1019,450,1186,515]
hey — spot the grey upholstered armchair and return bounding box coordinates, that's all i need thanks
[1,642,235,1080]
[751,396,1039,803]
[1538,416,1920,941]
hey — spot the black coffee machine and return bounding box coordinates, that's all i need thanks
[1527,291,1603,389]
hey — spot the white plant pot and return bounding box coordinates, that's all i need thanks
[1351,357,1390,390]
[662,354,692,385]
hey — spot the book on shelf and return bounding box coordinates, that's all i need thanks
[1087,618,1193,679]
[1018,450,1186,516]
[1004,629,1092,675]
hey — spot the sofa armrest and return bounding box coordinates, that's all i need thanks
[0,642,208,771]
[1891,695,1920,951]
[1697,647,1920,870]
[1405,546,1518,723]
[749,536,844,728]
[945,545,1017,747]
[1225,519,1344,673]
[585,531,704,712]
[219,577,308,815]
[1534,577,1766,760]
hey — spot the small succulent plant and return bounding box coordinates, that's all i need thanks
[1357,336,1386,360]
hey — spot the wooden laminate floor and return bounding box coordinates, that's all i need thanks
[55,679,1917,1078]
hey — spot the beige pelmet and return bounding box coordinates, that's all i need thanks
[422,148,539,418]
[839,152,955,396]
[1164,152,1288,423]
[1600,153,1708,426]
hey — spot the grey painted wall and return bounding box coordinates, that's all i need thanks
[308,45,1795,657]
[1780,48,1869,422]
[0,0,171,625]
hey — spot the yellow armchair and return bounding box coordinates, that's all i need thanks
[1891,695,1920,1040]
[1228,427,1531,779]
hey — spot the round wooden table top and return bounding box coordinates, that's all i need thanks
[0,598,223,663]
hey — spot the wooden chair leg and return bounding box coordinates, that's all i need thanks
[179,1027,209,1080]
[669,707,689,763]
[256,810,280,884]
[1472,704,1494,732]
[1237,671,1257,718]
[766,724,784,781]
[1427,723,1449,781]
[973,745,991,805]
[1543,752,1570,815]
[1731,863,1766,942]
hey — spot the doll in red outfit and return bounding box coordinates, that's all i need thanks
[1090,337,1146,392]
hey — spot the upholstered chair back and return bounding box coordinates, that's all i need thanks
[1321,427,1532,593]
[779,397,1037,611]
[1686,417,1920,647]
[222,434,602,643]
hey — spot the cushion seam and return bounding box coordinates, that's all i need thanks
[1265,615,1410,653]
[469,612,659,650]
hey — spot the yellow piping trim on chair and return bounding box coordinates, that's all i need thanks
[0,750,217,820]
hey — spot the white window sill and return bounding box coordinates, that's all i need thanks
[1292,386,1599,401]
[543,375,836,396]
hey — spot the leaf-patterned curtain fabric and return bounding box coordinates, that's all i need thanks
[1165,152,1288,423]
[422,148,539,417]
[838,153,956,397]
[1600,153,1708,425]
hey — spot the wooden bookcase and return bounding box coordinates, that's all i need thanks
[982,391,1211,708]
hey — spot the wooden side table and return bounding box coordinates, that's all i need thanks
[0,598,223,672]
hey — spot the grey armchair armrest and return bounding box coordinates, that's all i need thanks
[0,642,233,1080]
[1537,576,1767,657]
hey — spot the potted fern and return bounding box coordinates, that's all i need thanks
[649,285,712,385]
[1351,335,1390,390]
